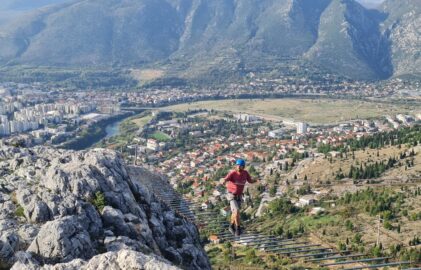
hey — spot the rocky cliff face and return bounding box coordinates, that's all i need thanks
[380,0,421,78]
[0,146,210,269]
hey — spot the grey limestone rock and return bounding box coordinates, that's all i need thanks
[0,145,210,269]
[12,249,181,270]
[27,216,95,264]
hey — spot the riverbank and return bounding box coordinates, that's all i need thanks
[94,111,152,150]
[60,112,134,150]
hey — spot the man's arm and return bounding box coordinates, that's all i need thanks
[220,171,233,185]
[246,171,257,183]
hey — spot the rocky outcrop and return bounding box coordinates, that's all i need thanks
[27,216,95,264]
[0,146,210,269]
[11,249,180,270]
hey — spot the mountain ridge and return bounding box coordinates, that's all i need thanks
[0,0,419,82]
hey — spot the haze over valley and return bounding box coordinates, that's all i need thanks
[0,0,419,84]
[0,1,420,270]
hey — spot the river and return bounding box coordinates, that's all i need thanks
[61,112,137,150]
[105,120,122,139]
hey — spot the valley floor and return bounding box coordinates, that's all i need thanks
[163,98,418,125]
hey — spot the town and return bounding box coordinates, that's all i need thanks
[1,79,420,243]
[1,75,420,143]
[100,108,421,220]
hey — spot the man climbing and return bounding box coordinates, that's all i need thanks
[220,159,257,236]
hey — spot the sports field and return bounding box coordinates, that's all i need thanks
[163,98,417,124]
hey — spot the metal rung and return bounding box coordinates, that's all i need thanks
[178,207,204,212]
[291,251,345,259]
[194,216,219,220]
[168,202,202,208]
[175,212,195,217]
[244,239,297,247]
[219,233,260,238]
[263,244,320,252]
[177,213,195,218]
[242,240,280,247]
[174,210,196,215]
[306,253,365,262]
[167,200,192,203]
[171,209,196,214]
[168,199,198,203]
[241,238,297,245]
[202,219,229,224]
[178,207,203,211]
[199,225,226,228]
[343,261,411,270]
[169,202,202,208]
[193,211,219,215]
[195,215,221,218]
[172,207,195,211]
[235,235,275,241]
[320,257,391,267]
[190,211,212,214]
[221,234,278,241]
[276,248,331,255]
[178,213,195,218]
[225,238,295,245]
[199,223,229,228]
[236,238,293,245]
[219,234,261,240]
[194,214,223,218]
[173,209,194,214]
[197,220,227,225]
[194,216,221,220]
[257,241,309,248]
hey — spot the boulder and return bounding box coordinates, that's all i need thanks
[27,216,94,263]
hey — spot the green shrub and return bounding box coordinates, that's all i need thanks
[92,192,106,212]
[383,220,393,230]
[15,205,25,218]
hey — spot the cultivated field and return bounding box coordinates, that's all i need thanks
[164,98,417,124]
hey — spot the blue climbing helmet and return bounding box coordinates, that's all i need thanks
[236,159,246,167]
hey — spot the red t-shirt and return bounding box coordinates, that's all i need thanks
[225,170,252,195]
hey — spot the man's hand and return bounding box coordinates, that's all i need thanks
[219,178,226,186]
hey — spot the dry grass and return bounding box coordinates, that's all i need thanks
[163,99,416,125]
[130,115,153,128]
[286,145,421,253]
[130,68,165,83]
[291,145,421,182]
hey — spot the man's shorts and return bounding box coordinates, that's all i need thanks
[226,193,242,213]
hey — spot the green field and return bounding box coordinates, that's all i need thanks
[130,114,153,128]
[150,131,171,142]
[163,98,417,124]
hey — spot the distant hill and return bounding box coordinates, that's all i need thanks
[0,0,419,83]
